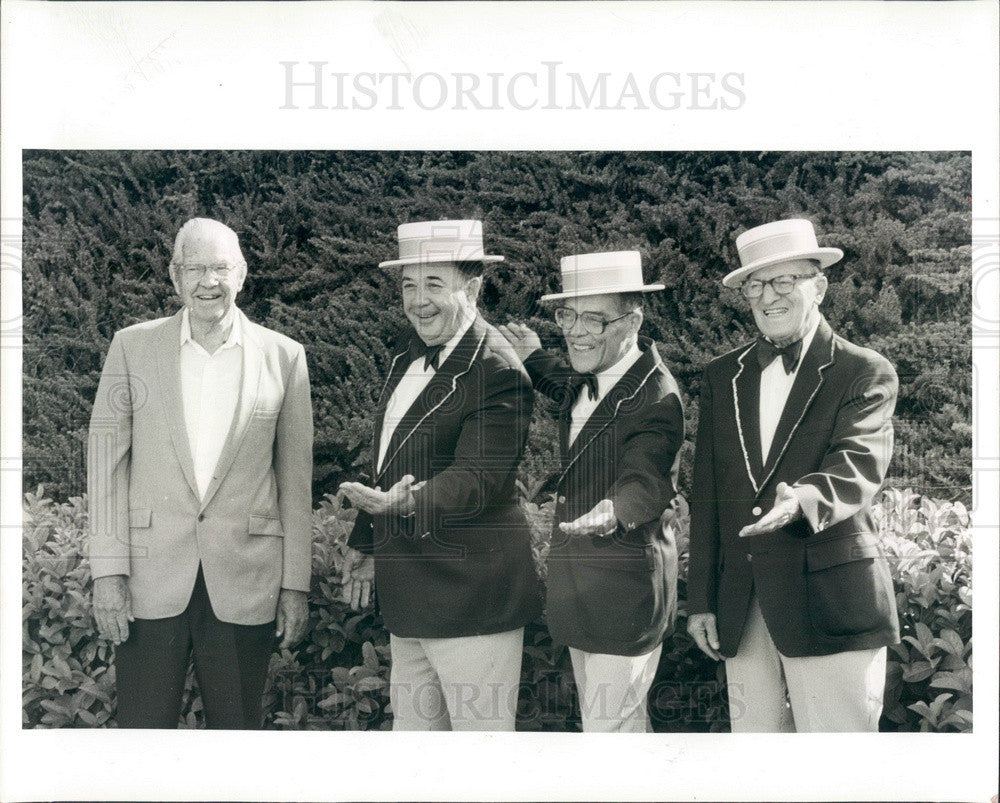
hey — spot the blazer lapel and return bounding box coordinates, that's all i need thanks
[199,310,262,512]
[154,311,199,500]
[758,318,836,493]
[374,318,485,485]
[371,345,412,479]
[558,404,572,469]
[731,342,765,494]
[557,340,660,487]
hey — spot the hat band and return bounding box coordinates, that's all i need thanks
[562,265,645,294]
[397,235,487,262]
[738,231,821,267]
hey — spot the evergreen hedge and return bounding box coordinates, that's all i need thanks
[22,151,971,504]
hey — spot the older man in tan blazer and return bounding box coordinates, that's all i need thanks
[88,218,313,728]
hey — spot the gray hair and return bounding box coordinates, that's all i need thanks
[614,292,646,316]
[169,218,246,269]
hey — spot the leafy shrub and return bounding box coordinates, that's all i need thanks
[876,488,972,732]
[22,490,112,728]
[23,487,972,732]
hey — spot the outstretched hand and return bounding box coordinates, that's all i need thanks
[498,322,542,363]
[339,475,424,517]
[739,482,802,538]
[559,498,617,538]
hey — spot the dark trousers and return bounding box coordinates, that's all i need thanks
[114,566,275,729]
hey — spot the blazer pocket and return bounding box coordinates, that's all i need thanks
[574,550,652,574]
[806,533,881,571]
[572,558,656,642]
[252,407,280,419]
[129,508,152,528]
[248,515,284,537]
[805,533,887,637]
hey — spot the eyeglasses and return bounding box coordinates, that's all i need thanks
[554,307,632,335]
[740,273,818,299]
[178,263,237,280]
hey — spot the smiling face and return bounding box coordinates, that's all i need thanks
[169,225,246,327]
[747,259,827,345]
[400,262,481,346]
[561,293,641,375]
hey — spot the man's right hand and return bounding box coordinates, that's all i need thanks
[498,322,542,363]
[687,612,722,661]
[340,546,375,611]
[92,575,134,645]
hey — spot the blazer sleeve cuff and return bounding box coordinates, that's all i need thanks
[346,512,376,554]
[791,484,825,534]
[87,536,131,579]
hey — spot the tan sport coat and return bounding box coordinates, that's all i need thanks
[87,308,313,625]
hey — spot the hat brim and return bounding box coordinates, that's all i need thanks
[540,283,665,302]
[378,254,505,268]
[722,248,843,288]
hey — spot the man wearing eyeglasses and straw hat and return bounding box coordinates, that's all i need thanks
[338,219,541,731]
[686,218,900,732]
[501,250,683,733]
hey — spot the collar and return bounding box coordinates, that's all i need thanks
[180,306,243,351]
[593,339,643,399]
[414,309,476,369]
[761,314,820,372]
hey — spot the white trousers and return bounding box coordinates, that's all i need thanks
[568,644,663,733]
[725,595,887,732]
[389,628,523,731]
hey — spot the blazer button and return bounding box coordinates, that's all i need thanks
[198,513,205,522]
[746,554,753,562]
[751,506,762,516]
[558,495,566,504]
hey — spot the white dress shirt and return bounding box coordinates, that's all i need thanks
[179,308,243,499]
[758,317,820,462]
[377,313,475,474]
[569,340,643,447]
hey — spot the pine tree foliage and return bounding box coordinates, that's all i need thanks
[22,151,971,502]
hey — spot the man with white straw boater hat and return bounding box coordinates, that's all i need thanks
[338,219,541,731]
[500,250,683,732]
[686,218,900,732]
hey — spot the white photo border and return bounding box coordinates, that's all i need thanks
[2,2,997,801]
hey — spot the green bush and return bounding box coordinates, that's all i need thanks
[22,487,972,732]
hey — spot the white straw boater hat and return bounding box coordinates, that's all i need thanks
[540,250,664,302]
[379,219,505,268]
[723,218,844,288]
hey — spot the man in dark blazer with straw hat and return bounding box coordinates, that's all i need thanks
[501,250,683,732]
[338,219,541,731]
[687,218,900,732]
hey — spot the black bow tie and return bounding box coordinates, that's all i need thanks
[756,337,803,374]
[409,340,445,371]
[572,371,599,402]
